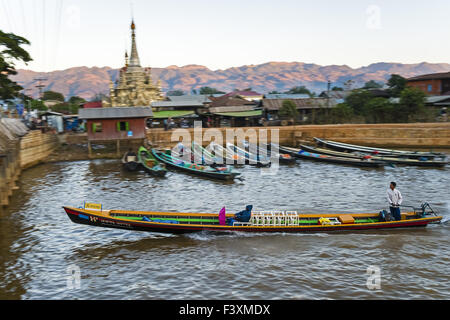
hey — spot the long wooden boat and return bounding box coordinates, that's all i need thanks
[226,143,271,167]
[300,145,449,167]
[314,137,446,160]
[243,140,297,164]
[209,142,246,166]
[137,146,168,177]
[63,204,442,234]
[121,152,140,172]
[279,145,386,168]
[151,149,239,181]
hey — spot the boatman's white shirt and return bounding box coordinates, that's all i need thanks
[387,188,403,207]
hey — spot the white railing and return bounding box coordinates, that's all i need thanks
[237,210,300,227]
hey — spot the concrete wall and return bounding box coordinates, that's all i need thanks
[0,119,27,207]
[146,122,450,149]
[0,125,59,207]
[20,130,60,169]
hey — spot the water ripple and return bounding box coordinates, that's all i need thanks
[0,159,449,299]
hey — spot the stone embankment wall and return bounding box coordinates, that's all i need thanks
[0,119,27,207]
[146,123,450,149]
[20,130,60,169]
[0,119,59,207]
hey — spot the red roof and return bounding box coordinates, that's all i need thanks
[83,101,103,108]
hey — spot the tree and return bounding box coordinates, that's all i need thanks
[345,89,374,116]
[344,79,355,91]
[30,99,47,111]
[68,96,86,105]
[331,86,343,91]
[399,87,426,121]
[363,97,395,123]
[166,90,184,96]
[199,87,225,95]
[387,74,407,97]
[330,103,354,123]
[285,86,313,96]
[0,30,32,99]
[278,100,299,120]
[42,90,65,101]
[363,80,383,89]
[268,90,280,94]
[51,102,79,114]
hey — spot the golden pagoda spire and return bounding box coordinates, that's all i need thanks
[129,19,140,67]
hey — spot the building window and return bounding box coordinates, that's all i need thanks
[427,84,433,92]
[92,122,102,133]
[116,121,129,131]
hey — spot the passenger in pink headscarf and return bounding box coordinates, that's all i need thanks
[219,207,226,225]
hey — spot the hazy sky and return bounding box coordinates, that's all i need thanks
[1,0,450,72]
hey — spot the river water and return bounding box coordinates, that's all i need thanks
[0,158,449,299]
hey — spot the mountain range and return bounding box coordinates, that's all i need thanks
[11,61,450,100]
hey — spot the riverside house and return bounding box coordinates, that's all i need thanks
[79,106,153,155]
[407,72,450,96]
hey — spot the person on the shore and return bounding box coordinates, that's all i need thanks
[387,182,403,221]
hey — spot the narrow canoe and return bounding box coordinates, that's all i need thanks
[137,146,168,177]
[300,145,448,167]
[314,137,446,160]
[279,146,385,168]
[226,143,271,167]
[63,206,442,234]
[151,149,239,181]
[209,142,246,166]
[243,140,297,164]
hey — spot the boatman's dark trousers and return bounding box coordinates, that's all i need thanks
[390,206,401,221]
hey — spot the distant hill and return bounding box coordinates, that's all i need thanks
[11,62,450,100]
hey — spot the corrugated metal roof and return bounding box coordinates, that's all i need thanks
[264,94,310,100]
[79,107,153,119]
[209,105,256,113]
[212,110,262,117]
[426,95,450,103]
[151,101,205,108]
[408,72,450,81]
[223,91,262,97]
[153,110,196,119]
[262,98,336,111]
[167,95,212,104]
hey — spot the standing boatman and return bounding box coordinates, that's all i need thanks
[387,182,403,221]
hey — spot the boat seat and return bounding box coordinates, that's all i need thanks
[286,211,299,226]
[338,215,355,224]
[146,160,156,168]
[272,211,285,226]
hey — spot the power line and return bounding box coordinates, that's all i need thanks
[53,0,65,68]
[19,0,28,38]
[1,0,14,32]
[42,0,46,71]
[34,78,48,99]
